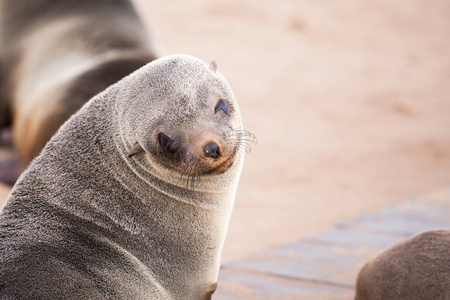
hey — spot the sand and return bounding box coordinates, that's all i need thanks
[2,0,450,263]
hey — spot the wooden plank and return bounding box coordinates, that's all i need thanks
[304,228,404,249]
[217,196,450,299]
[215,268,353,300]
[338,200,450,236]
[221,229,401,287]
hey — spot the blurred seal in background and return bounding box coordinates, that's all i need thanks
[0,0,159,171]
[355,229,450,300]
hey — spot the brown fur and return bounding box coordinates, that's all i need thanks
[0,0,159,166]
[355,230,450,300]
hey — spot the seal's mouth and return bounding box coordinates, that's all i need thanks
[175,129,256,188]
[175,147,236,188]
[201,149,236,176]
[128,128,256,188]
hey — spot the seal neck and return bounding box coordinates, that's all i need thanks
[102,99,243,297]
[111,102,243,211]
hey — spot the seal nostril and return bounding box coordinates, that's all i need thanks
[204,142,220,158]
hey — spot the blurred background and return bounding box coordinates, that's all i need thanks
[133,0,450,262]
[1,0,450,265]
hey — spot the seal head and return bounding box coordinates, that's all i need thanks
[121,55,252,189]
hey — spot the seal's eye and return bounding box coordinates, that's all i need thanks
[158,133,176,154]
[214,99,228,115]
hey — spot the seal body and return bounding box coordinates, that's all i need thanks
[0,54,248,299]
[0,0,159,164]
[355,229,450,300]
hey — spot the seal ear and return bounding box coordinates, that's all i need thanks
[209,60,217,73]
[128,143,144,157]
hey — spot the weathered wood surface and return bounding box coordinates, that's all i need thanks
[216,189,450,299]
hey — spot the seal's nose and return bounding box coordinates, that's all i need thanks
[203,142,220,159]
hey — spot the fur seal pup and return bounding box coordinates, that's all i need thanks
[0,54,253,300]
[0,0,159,165]
[355,229,450,300]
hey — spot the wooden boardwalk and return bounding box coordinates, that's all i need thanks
[215,188,450,299]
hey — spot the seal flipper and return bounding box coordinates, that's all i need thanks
[128,143,144,157]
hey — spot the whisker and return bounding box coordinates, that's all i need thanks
[230,138,256,143]
[186,163,195,189]
[226,130,257,154]
[196,166,201,184]
[232,130,258,144]
[178,164,189,185]
[189,162,199,190]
